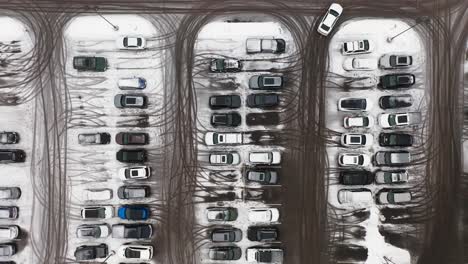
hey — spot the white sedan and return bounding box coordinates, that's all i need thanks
[82,189,113,202]
[340,133,373,147]
[248,208,280,223]
[204,132,243,146]
[343,58,377,71]
[118,245,153,261]
[119,166,151,180]
[342,39,373,55]
[116,36,146,50]
[338,153,370,167]
[317,3,343,36]
[343,116,374,128]
[209,153,240,165]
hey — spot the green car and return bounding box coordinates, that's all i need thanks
[73,56,107,72]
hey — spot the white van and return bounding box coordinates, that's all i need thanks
[249,151,281,165]
[118,77,147,90]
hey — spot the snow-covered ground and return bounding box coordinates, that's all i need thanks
[0,17,39,264]
[64,15,163,264]
[193,19,295,263]
[326,19,427,264]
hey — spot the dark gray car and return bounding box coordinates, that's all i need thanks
[114,94,147,108]
[379,94,413,109]
[374,151,411,166]
[247,170,278,184]
[112,224,153,239]
[0,132,19,144]
[209,246,242,260]
[247,94,280,108]
[211,228,242,242]
[117,186,150,199]
[249,75,283,90]
[74,244,108,260]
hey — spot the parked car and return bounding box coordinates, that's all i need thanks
[317,3,343,36]
[343,75,378,89]
[206,207,238,222]
[0,188,20,200]
[114,94,147,108]
[116,36,146,50]
[0,207,18,220]
[210,59,242,72]
[377,189,412,204]
[116,149,147,163]
[0,132,19,144]
[339,170,374,185]
[209,95,241,109]
[338,98,371,111]
[248,208,280,223]
[117,186,150,199]
[211,228,242,242]
[379,112,421,128]
[118,205,150,220]
[343,58,376,71]
[118,244,153,261]
[115,132,149,145]
[379,133,413,147]
[343,116,373,128]
[375,170,409,184]
[0,226,19,239]
[118,77,147,89]
[246,38,286,53]
[249,151,281,165]
[337,189,372,204]
[119,166,151,180]
[204,132,243,146]
[82,189,112,202]
[247,93,279,108]
[78,133,111,145]
[112,224,153,239]
[209,153,240,165]
[209,246,242,261]
[379,94,413,109]
[249,75,284,90]
[73,56,107,72]
[374,151,411,166]
[338,153,370,167]
[0,244,15,257]
[379,54,413,69]
[74,244,107,261]
[247,226,279,242]
[76,224,110,239]
[380,73,415,89]
[247,169,278,184]
[246,248,283,263]
[0,150,25,163]
[342,39,372,55]
[210,112,241,127]
[81,206,113,220]
[340,133,373,147]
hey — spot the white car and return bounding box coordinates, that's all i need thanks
[209,153,240,165]
[343,75,378,89]
[248,208,280,223]
[116,36,146,50]
[379,54,413,69]
[246,38,286,54]
[76,224,110,238]
[246,248,283,263]
[249,151,281,165]
[342,39,373,55]
[80,206,113,220]
[118,77,146,90]
[204,132,243,146]
[337,189,372,204]
[118,244,153,260]
[377,190,412,204]
[82,189,113,202]
[343,116,373,128]
[338,98,372,111]
[119,166,151,180]
[317,3,343,36]
[338,153,370,167]
[0,226,19,239]
[378,112,422,128]
[342,58,377,71]
[340,133,373,147]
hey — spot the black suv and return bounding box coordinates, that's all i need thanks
[74,244,108,261]
[379,133,413,147]
[116,149,147,163]
[209,246,241,260]
[339,170,374,185]
[210,112,241,127]
[380,73,415,89]
[247,93,279,108]
[247,226,279,242]
[0,150,25,163]
[209,95,241,109]
[379,94,413,109]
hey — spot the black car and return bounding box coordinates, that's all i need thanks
[210,112,241,127]
[0,150,25,163]
[118,185,150,199]
[247,226,279,242]
[211,228,242,242]
[338,98,369,111]
[112,224,152,239]
[379,94,413,109]
[210,59,242,72]
[209,95,241,109]
[72,56,107,72]
[74,244,108,261]
[0,132,19,144]
[380,73,415,89]
[115,132,149,145]
[116,149,147,163]
[209,246,242,261]
[379,133,413,147]
[339,170,374,185]
[247,169,278,184]
[247,93,279,108]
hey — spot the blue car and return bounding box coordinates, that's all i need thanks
[118,205,150,220]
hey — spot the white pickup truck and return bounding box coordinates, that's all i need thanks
[246,248,283,263]
[379,112,421,128]
[205,132,244,146]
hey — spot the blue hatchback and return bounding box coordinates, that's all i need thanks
[118,205,150,220]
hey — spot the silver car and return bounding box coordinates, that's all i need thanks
[249,75,283,90]
[0,243,15,257]
[379,54,413,69]
[78,133,111,145]
[0,187,21,199]
[114,94,147,108]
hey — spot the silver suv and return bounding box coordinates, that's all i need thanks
[374,151,411,166]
